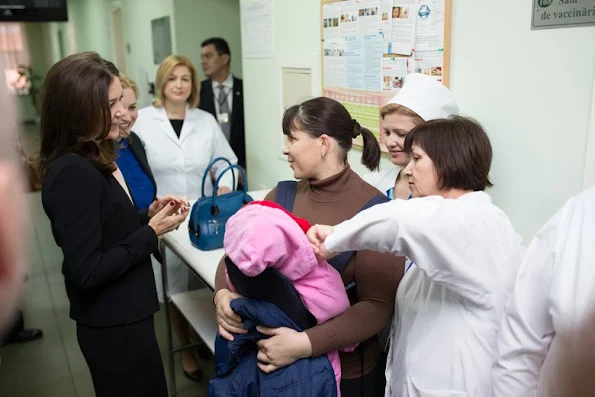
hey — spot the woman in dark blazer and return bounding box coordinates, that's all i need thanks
[38,52,189,397]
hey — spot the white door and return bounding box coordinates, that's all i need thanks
[111,7,127,74]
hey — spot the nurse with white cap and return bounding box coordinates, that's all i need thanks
[364,73,459,199]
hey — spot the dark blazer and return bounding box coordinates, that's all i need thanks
[199,76,246,169]
[42,154,159,327]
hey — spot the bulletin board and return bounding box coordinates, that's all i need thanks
[321,0,452,151]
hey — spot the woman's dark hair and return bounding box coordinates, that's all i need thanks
[38,51,120,176]
[282,97,380,171]
[404,116,493,191]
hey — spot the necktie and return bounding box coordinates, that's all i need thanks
[217,84,231,142]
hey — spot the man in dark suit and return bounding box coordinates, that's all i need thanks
[199,38,246,170]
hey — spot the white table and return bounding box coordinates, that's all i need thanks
[159,190,269,396]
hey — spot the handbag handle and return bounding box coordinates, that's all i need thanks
[200,157,235,198]
[211,164,248,206]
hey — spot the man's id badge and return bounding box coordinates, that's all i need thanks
[217,112,229,124]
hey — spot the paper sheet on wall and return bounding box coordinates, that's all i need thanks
[323,2,342,40]
[378,0,393,41]
[340,1,359,36]
[363,33,384,91]
[413,50,443,82]
[323,39,346,88]
[345,35,364,90]
[240,0,273,58]
[415,0,445,52]
[390,3,418,55]
[381,57,408,92]
[357,0,380,35]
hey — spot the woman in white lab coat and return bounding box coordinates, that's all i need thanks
[134,54,238,381]
[363,73,459,200]
[492,187,595,397]
[308,116,525,397]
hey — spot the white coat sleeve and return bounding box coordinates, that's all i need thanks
[208,117,238,191]
[492,189,595,397]
[324,196,499,306]
[490,220,558,397]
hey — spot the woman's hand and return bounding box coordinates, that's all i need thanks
[214,289,246,341]
[217,186,232,196]
[256,327,313,373]
[148,201,189,236]
[306,224,338,260]
[148,196,189,218]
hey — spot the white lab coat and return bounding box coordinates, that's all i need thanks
[324,192,525,397]
[492,187,595,397]
[134,105,238,200]
[133,105,238,301]
[363,166,401,197]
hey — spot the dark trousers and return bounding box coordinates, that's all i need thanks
[341,364,379,397]
[77,315,168,397]
[4,310,24,337]
[1,310,24,343]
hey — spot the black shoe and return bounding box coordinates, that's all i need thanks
[195,343,212,360]
[183,368,203,383]
[3,328,43,345]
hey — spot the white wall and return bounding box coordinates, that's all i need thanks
[112,0,176,107]
[241,0,595,242]
[174,0,243,81]
[450,1,595,240]
[582,73,595,189]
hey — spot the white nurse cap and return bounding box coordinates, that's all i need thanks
[388,73,459,121]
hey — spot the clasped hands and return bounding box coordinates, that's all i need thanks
[148,196,190,237]
[214,289,312,373]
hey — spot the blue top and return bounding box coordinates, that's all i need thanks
[386,187,413,200]
[115,140,155,211]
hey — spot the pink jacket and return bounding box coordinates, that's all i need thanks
[224,201,354,394]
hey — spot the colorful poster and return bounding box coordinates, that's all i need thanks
[357,0,381,35]
[345,35,364,90]
[324,88,394,144]
[413,49,443,82]
[390,4,418,55]
[340,1,359,36]
[322,2,342,40]
[321,0,448,150]
[415,0,445,52]
[378,0,393,41]
[323,39,347,88]
[382,57,409,92]
[363,33,384,91]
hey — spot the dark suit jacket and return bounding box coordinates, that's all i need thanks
[199,76,246,169]
[42,154,159,327]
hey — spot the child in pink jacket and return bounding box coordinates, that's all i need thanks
[224,200,355,395]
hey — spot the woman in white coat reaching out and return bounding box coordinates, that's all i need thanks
[307,116,525,397]
[134,54,238,381]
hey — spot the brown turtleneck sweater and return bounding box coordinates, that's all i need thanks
[214,166,404,378]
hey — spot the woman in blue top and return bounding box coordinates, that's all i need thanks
[115,74,157,210]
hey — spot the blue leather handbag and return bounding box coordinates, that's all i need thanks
[188,158,253,251]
